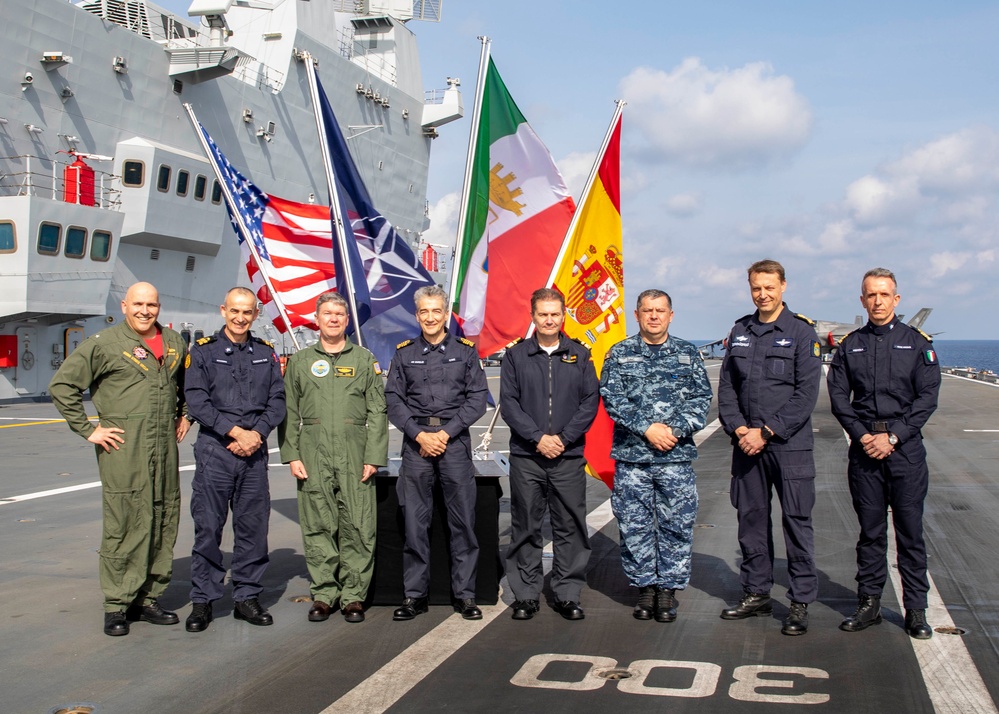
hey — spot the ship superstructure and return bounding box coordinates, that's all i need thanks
[0,0,461,400]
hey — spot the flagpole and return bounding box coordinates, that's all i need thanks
[302,54,366,349]
[183,102,301,350]
[526,100,625,339]
[448,36,491,315]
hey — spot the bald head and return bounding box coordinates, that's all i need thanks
[121,282,161,338]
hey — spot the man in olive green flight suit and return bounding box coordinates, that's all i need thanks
[50,282,190,637]
[280,292,388,623]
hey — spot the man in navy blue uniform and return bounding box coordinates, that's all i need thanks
[828,268,940,640]
[501,288,600,621]
[183,287,286,632]
[384,286,488,621]
[717,259,821,636]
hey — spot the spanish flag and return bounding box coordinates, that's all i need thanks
[551,105,624,489]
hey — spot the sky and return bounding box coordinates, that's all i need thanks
[161,0,999,340]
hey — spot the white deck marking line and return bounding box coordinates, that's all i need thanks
[325,419,723,712]
[963,430,999,433]
[885,524,997,712]
[0,449,282,504]
[833,418,997,713]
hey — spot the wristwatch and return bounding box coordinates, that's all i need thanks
[888,433,899,445]
[760,425,775,441]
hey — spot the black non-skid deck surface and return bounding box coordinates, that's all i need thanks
[2,368,997,713]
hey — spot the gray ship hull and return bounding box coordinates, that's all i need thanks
[0,0,458,402]
[2,367,997,713]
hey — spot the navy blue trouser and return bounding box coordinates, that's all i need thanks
[190,437,271,603]
[730,448,818,603]
[397,431,478,600]
[506,454,591,603]
[848,440,930,609]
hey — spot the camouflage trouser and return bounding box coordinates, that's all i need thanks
[611,461,697,590]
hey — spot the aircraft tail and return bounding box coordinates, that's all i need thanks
[907,308,932,329]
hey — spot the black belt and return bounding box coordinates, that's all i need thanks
[866,420,893,433]
[415,416,450,426]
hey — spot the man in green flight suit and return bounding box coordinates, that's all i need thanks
[50,282,191,636]
[280,292,388,623]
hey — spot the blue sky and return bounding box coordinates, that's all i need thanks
[162,1,999,339]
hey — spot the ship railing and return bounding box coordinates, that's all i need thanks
[337,25,398,86]
[79,0,200,43]
[0,155,122,211]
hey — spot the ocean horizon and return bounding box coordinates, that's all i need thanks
[690,339,999,374]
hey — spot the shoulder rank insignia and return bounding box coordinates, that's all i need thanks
[794,312,816,326]
[195,335,216,346]
[458,337,476,348]
[396,339,414,350]
[253,336,275,349]
[838,330,856,345]
[573,337,592,350]
[184,353,191,369]
[915,327,933,343]
[505,337,523,349]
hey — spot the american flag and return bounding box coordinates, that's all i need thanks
[197,122,335,332]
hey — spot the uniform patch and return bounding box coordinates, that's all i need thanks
[678,354,692,365]
[373,362,382,375]
[334,366,355,377]
[849,347,866,353]
[731,335,751,348]
[924,349,937,365]
[619,356,644,364]
[409,359,426,365]
[773,337,794,348]
[812,341,821,358]
[311,360,330,377]
[184,353,191,369]
[132,346,148,360]
[561,354,578,363]
[251,358,269,364]
[893,344,914,350]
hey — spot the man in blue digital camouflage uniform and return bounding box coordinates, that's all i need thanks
[828,268,940,640]
[601,289,712,623]
[183,287,286,632]
[717,259,821,636]
[384,286,488,621]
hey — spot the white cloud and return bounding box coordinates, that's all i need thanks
[421,191,461,247]
[620,57,813,169]
[664,191,703,218]
[843,126,999,229]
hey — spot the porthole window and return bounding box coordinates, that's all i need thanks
[194,175,207,201]
[157,165,171,193]
[177,169,190,197]
[91,230,112,262]
[211,180,222,204]
[37,222,61,255]
[65,226,87,258]
[0,222,15,253]
[122,161,144,187]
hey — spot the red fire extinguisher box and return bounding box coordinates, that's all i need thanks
[0,335,18,368]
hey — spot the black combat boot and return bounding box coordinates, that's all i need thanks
[654,588,677,623]
[721,592,773,620]
[840,594,882,632]
[633,586,655,620]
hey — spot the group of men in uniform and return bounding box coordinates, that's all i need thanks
[52,259,941,641]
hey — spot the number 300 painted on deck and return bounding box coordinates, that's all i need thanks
[511,654,830,704]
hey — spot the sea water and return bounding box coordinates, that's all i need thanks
[932,340,999,373]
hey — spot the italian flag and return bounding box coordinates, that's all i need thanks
[453,57,575,357]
